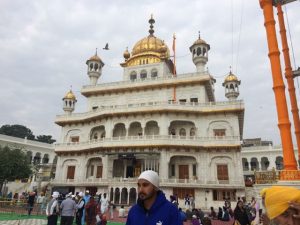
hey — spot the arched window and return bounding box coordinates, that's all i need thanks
[151,69,158,78]
[193,49,196,56]
[94,63,99,71]
[130,71,137,81]
[140,70,147,79]
[203,48,207,56]
[197,47,201,56]
[179,128,186,136]
[190,128,196,136]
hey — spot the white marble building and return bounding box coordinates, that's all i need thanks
[0,134,56,193]
[51,17,246,209]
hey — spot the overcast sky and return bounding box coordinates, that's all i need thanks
[0,0,300,145]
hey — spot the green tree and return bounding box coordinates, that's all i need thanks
[0,124,35,140]
[0,146,32,190]
[36,135,56,144]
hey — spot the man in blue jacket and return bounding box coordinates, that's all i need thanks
[126,170,183,225]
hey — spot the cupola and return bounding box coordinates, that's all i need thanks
[62,90,77,114]
[190,32,210,73]
[222,70,241,100]
[86,49,104,85]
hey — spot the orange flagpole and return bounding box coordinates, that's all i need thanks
[172,33,176,101]
[259,0,297,170]
[276,3,300,165]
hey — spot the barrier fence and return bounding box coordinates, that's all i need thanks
[0,200,45,215]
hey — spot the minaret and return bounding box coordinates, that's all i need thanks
[222,70,241,101]
[86,49,104,85]
[62,90,77,114]
[189,32,210,73]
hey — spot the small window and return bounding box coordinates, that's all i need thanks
[151,69,158,78]
[130,71,137,81]
[92,106,98,110]
[179,99,186,104]
[140,70,147,79]
[71,136,79,142]
[214,129,226,137]
[190,98,198,103]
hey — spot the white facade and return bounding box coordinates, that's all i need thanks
[52,18,245,209]
[0,134,56,193]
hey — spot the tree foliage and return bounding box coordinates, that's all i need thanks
[0,145,32,186]
[0,124,56,144]
[36,135,56,144]
[0,124,35,140]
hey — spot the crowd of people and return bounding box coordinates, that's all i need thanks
[2,174,300,225]
[45,190,119,225]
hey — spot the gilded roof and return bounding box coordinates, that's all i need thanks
[63,90,76,100]
[224,72,239,82]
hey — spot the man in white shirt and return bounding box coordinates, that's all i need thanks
[46,192,60,225]
[100,193,109,214]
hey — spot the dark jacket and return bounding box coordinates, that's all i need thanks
[234,207,250,225]
[126,191,183,225]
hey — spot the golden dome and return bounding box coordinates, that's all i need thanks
[63,90,76,100]
[121,16,171,67]
[88,54,101,62]
[224,72,239,82]
[131,35,169,57]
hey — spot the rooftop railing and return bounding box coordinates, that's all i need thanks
[82,71,210,89]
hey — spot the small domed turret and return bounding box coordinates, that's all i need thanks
[86,49,104,85]
[222,70,241,100]
[62,90,77,114]
[190,32,210,73]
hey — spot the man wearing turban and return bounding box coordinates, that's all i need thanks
[262,186,300,225]
[126,170,183,225]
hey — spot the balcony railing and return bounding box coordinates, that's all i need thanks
[55,100,244,123]
[82,71,210,90]
[50,177,244,187]
[55,135,241,152]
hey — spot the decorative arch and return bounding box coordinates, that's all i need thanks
[42,154,49,164]
[113,123,126,137]
[33,152,41,165]
[65,129,81,143]
[121,188,128,204]
[90,125,106,140]
[250,157,259,171]
[128,122,142,136]
[261,157,270,171]
[129,188,137,205]
[145,121,159,135]
[85,157,103,178]
[242,158,249,171]
[169,120,196,137]
[114,188,120,204]
[207,120,233,137]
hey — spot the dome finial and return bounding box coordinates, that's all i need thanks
[95,48,98,56]
[148,14,155,36]
[198,31,201,39]
[229,66,232,74]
